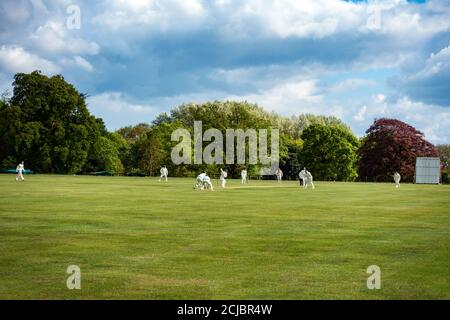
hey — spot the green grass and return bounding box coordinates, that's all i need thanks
[0,174,449,299]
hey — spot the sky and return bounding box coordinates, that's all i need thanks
[0,0,450,144]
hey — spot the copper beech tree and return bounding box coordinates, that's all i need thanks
[358,118,439,182]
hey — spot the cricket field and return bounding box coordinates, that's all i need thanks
[0,174,449,299]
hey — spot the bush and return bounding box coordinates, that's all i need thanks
[127,168,146,177]
[1,156,17,171]
[442,170,449,184]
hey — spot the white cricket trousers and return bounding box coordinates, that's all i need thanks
[16,170,24,181]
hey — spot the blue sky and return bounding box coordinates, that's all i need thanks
[1,0,450,143]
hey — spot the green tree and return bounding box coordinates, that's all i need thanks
[134,129,164,175]
[0,103,21,164]
[300,124,360,181]
[116,123,151,143]
[87,132,127,174]
[437,144,450,183]
[295,114,351,132]
[280,135,303,180]
[168,101,277,177]
[437,145,450,168]
[0,71,101,173]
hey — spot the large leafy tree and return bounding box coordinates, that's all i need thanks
[437,145,450,169]
[437,144,450,183]
[116,123,151,143]
[0,71,102,173]
[168,101,277,177]
[292,114,351,134]
[279,135,303,180]
[0,101,21,166]
[358,118,439,182]
[86,132,127,174]
[300,124,360,181]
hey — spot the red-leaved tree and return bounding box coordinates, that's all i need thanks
[358,118,439,182]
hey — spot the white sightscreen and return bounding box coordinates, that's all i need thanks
[415,157,440,184]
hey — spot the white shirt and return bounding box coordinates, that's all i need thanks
[241,170,247,177]
[220,169,227,180]
[160,167,168,175]
[299,170,306,179]
[16,164,24,172]
[198,173,206,180]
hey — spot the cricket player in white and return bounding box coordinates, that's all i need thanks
[241,169,248,184]
[394,171,401,188]
[194,172,207,189]
[305,170,315,189]
[16,161,25,181]
[202,175,214,191]
[299,168,307,188]
[220,168,227,188]
[275,168,283,183]
[159,166,168,182]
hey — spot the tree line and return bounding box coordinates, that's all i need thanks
[0,71,446,182]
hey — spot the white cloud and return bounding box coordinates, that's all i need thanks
[395,44,450,105]
[60,56,93,72]
[87,91,159,130]
[88,92,155,114]
[328,78,376,93]
[179,78,326,116]
[233,80,323,114]
[0,45,60,74]
[30,21,100,55]
[92,0,207,32]
[73,56,93,72]
[404,45,450,81]
[210,0,450,41]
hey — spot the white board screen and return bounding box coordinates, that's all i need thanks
[415,157,440,184]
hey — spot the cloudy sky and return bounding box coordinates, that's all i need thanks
[1,0,449,143]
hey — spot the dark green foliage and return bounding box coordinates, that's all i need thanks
[279,135,303,180]
[86,133,126,174]
[0,156,17,171]
[0,71,102,173]
[438,145,450,184]
[442,170,449,184]
[300,124,360,181]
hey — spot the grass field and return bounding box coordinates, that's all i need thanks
[0,174,449,299]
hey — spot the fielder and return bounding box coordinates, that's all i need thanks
[275,168,283,184]
[16,161,25,181]
[305,170,315,189]
[394,171,401,188]
[220,168,227,188]
[159,165,168,182]
[194,172,207,189]
[299,168,307,188]
[241,169,248,184]
[202,175,214,191]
